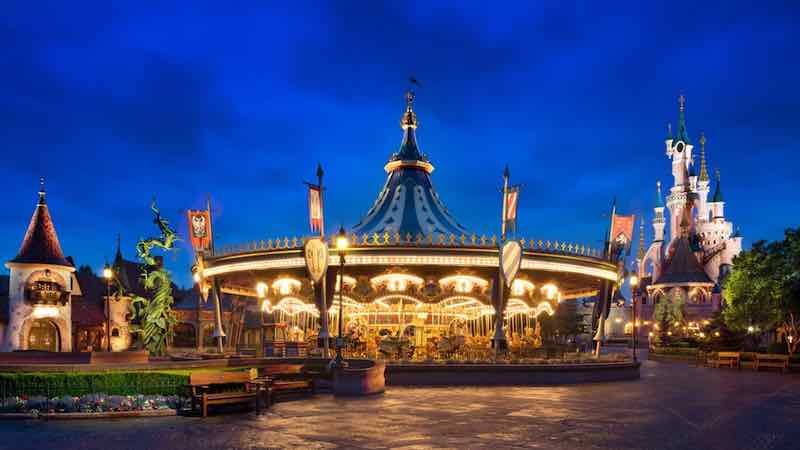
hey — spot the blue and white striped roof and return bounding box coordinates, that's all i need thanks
[351,92,469,237]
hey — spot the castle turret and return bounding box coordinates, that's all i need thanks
[696,132,711,223]
[665,94,695,243]
[3,178,75,352]
[710,169,725,220]
[652,181,666,242]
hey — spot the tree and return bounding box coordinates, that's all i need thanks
[127,201,179,356]
[653,290,685,331]
[723,228,800,355]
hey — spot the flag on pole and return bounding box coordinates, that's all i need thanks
[308,185,324,234]
[610,213,636,257]
[187,208,212,252]
[502,186,520,237]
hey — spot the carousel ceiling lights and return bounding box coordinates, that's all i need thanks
[511,279,535,296]
[335,275,357,292]
[272,277,302,296]
[256,282,268,298]
[540,283,559,300]
[438,275,488,293]
[273,297,319,317]
[371,273,424,292]
[203,254,617,281]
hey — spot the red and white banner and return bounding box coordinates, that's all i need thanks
[308,185,324,234]
[502,186,519,236]
[187,209,212,252]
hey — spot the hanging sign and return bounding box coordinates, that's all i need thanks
[500,240,523,285]
[187,209,212,252]
[304,238,329,283]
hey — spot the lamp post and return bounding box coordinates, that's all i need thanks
[102,263,114,352]
[629,273,639,363]
[333,226,349,368]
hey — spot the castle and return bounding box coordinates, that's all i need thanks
[635,95,742,337]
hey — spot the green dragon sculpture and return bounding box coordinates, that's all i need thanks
[128,200,179,356]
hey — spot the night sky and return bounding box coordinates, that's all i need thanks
[2,2,798,286]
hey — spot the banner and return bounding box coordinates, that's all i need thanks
[187,209,212,252]
[502,186,519,237]
[611,214,635,258]
[308,185,324,234]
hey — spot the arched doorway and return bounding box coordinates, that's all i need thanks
[28,319,60,352]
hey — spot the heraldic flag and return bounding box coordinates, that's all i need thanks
[308,185,324,234]
[187,208,212,252]
[611,213,635,256]
[502,186,520,237]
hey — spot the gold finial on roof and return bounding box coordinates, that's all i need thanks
[400,90,418,129]
[678,93,686,112]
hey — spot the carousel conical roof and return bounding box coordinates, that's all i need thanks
[351,91,468,237]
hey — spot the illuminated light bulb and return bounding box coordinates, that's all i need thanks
[256,282,268,298]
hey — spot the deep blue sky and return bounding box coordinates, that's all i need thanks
[2,2,798,286]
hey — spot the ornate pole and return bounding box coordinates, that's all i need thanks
[211,278,226,353]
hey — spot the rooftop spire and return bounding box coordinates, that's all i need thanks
[38,176,46,205]
[698,132,709,182]
[637,218,645,260]
[712,168,724,202]
[386,89,431,172]
[9,178,71,267]
[666,122,673,140]
[400,90,418,130]
[655,181,664,208]
[676,94,690,143]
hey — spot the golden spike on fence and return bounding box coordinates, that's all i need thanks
[529,239,535,249]
[415,233,423,245]
[361,233,368,245]
[437,233,445,245]
[427,233,434,245]
[291,237,298,248]
[383,230,389,245]
[405,232,412,245]
[259,240,265,250]
[350,234,358,246]
[519,238,526,248]
[371,232,379,245]
[480,235,487,246]
[546,240,551,250]
[282,237,289,248]
[490,235,497,246]
[537,239,543,250]
[568,243,573,253]
[394,231,401,244]
[460,233,466,245]
[448,233,456,245]
[580,244,585,255]
[471,233,477,245]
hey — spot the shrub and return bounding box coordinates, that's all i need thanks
[0,371,190,398]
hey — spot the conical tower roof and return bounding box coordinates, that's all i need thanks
[351,91,468,237]
[9,178,72,267]
[652,237,711,286]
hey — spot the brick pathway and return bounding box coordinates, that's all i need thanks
[1,357,799,449]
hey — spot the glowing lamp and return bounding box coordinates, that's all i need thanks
[336,226,349,251]
[261,299,272,313]
[102,265,113,280]
[193,272,201,283]
[747,325,755,333]
[629,274,638,287]
[256,282,268,298]
[32,305,59,319]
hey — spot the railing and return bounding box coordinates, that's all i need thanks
[213,232,602,259]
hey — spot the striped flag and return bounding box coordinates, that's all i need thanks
[502,186,520,237]
[308,185,324,234]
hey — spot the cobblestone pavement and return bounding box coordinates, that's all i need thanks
[1,358,799,450]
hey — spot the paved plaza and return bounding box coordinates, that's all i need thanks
[1,357,799,449]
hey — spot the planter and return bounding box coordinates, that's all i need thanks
[333,360,386,396]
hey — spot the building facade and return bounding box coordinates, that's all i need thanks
[635,95,742,340]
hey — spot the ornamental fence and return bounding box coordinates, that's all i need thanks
[213,232,602,259]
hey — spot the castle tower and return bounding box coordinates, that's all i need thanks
[695,132,711,223]
[652,181,666,242]
[664,94,696,243]
[3,179,76,352]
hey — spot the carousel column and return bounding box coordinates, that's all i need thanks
[210,278,227,353]
[491,271,508,354]
[314,272,332,357]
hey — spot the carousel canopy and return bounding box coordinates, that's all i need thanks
[351,91,469,238]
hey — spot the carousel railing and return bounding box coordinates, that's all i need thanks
[212,232,603,259]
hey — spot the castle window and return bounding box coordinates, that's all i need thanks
[111,328,120,337]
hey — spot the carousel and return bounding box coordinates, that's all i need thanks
[194,91,618,361]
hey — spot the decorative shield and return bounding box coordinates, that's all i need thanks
[500,240,523,285]
[304,238,329,283]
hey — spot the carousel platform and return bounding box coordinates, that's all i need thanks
[385,360,640,386]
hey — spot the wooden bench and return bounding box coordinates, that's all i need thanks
[714,352,741,369]
[258,364,315,405]
[188,370,263,417]
[754,353,789,373]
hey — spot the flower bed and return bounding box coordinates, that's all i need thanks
[0,393,187,415]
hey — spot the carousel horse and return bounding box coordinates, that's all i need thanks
[378,325,415,360]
